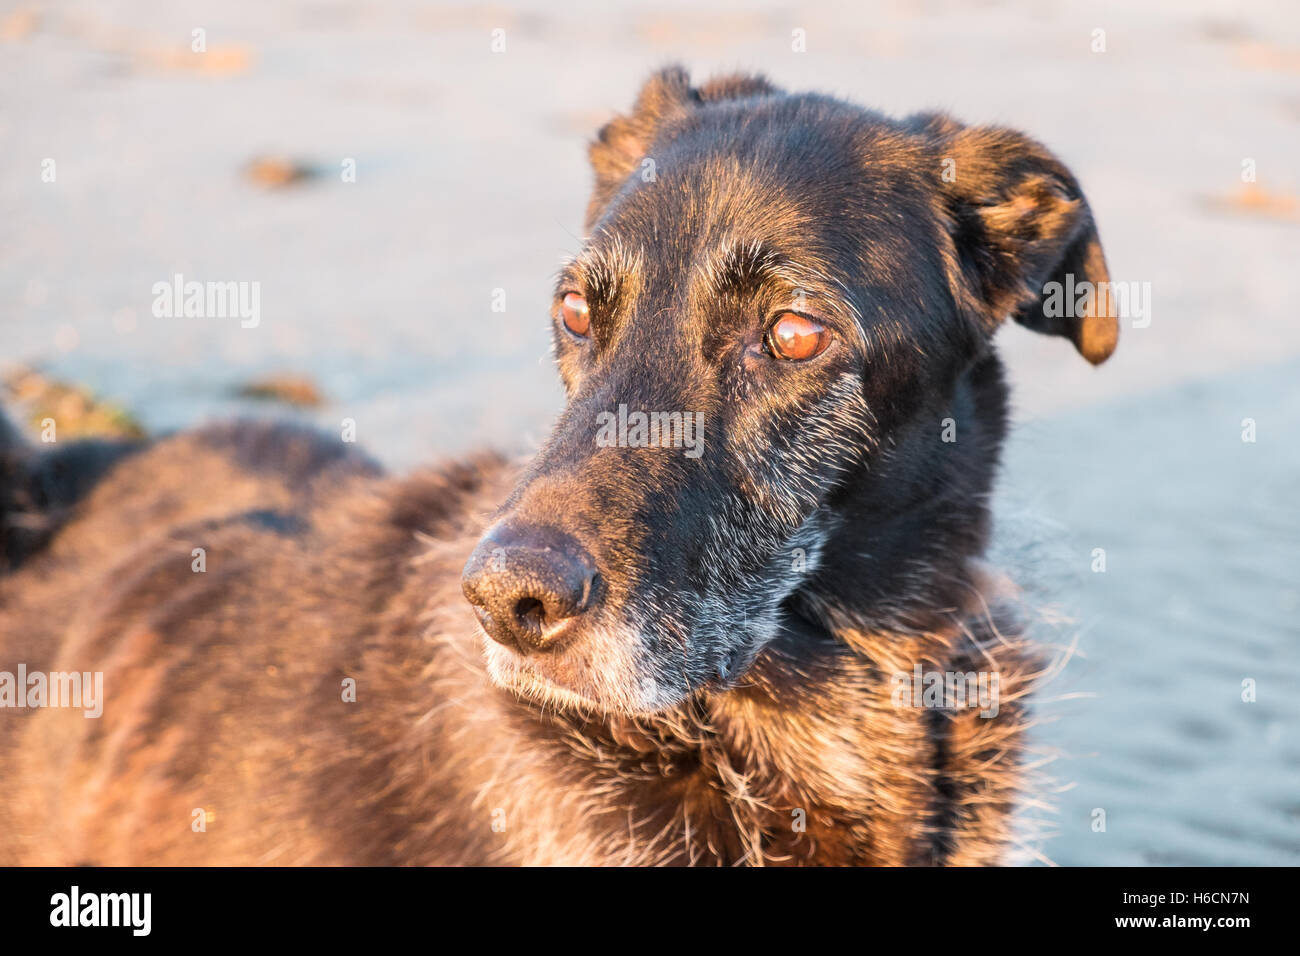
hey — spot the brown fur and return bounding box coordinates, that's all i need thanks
[0,67,1115,865]
[0,424,1040,865]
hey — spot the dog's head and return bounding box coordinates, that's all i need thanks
[463,67,1117,714]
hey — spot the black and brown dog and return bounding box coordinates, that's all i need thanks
[0,67,1116,866]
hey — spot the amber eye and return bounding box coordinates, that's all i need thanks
[560,292,590,337]
[766,312,831,361]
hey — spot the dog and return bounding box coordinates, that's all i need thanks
[0,67,1116,865]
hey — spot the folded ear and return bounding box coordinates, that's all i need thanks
[926,119,1118,364]
[586,66,778,229]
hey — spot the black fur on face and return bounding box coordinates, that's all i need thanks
[464,66,1117,715]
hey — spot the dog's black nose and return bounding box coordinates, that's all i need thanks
[461,525,598,654]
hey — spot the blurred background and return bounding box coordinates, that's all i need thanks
[2,0,1297,864]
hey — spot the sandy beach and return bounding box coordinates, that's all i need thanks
[2,0,1297,864]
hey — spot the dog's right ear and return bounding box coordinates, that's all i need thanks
[586,66,777,229]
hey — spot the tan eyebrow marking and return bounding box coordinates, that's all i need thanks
[697,238,783,295]
[695,238,870,351]
[558,235,646,324]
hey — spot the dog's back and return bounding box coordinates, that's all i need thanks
[0,419,518,864]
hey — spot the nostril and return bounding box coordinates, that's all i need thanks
[513,597,546,633]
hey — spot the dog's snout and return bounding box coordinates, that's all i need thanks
[461,526,598,654]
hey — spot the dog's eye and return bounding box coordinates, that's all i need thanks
[560,293,590,337]
[766,313,831,361]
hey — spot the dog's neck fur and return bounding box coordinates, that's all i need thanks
[460,577,1035,866]
[798,350,1009,634]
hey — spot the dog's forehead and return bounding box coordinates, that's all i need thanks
[582,104,936,289]
[577,175,849,299]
